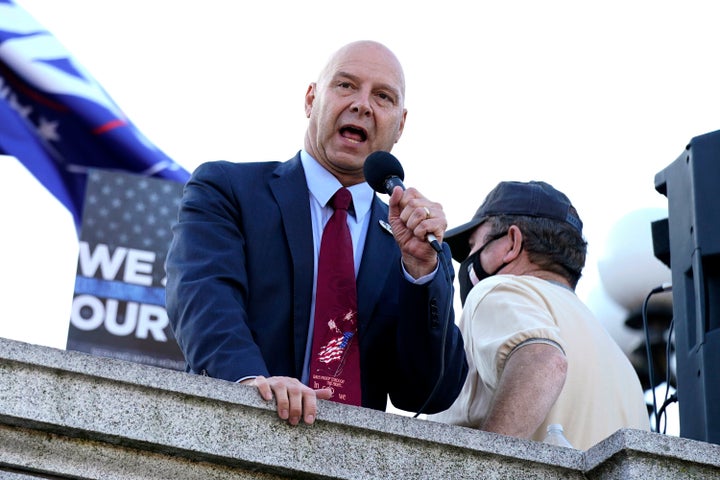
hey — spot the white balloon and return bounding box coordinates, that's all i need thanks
[597,208,672,312]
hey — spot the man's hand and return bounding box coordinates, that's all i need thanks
[388,186,446,278]
[241,376,333,425]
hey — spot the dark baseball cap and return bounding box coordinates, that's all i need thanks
[445,180,583,262]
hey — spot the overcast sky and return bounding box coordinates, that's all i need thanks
[3,0,717,400]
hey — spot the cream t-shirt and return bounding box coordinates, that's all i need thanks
[428,275,649,450]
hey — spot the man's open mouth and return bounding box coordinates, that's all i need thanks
[340,125,367,143]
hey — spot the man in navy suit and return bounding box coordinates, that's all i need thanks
[165,40,467,425]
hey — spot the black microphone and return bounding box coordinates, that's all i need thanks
[363,151,441,253]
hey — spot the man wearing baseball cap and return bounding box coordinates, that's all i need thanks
[427,181,649,450]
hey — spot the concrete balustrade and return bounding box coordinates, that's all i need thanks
[0,337,718,479]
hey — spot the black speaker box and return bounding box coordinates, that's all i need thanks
[654,129,720,445]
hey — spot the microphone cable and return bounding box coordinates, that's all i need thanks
[642,282,672,432]
[657,391,678,434]
[413,245,453,418]
[657,315,676,434]
[363,150,453,417]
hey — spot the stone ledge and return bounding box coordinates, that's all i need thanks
[1,337,718,479]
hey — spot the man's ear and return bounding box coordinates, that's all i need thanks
[503,225,524,262]
[304,83,317,118]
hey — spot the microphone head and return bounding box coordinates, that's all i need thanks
[363,151,405,194]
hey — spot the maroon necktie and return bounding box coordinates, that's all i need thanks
[309,187,361,406]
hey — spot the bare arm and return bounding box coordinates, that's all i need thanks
[481,342,568,438]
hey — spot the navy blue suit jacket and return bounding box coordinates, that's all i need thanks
[165,153,467,413]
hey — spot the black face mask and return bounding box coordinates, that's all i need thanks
[458,232,508,306]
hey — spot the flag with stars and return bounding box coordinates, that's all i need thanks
[0,0,190,232]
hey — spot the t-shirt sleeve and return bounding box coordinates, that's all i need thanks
[464,280,567,389]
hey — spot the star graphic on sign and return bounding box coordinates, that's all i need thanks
[37,116,61,141]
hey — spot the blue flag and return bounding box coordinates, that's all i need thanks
[0,0,191,231]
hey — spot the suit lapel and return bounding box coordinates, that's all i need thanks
[357,195,397,333]
[269,154,314,377]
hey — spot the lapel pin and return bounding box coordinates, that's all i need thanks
[379,219,393,235]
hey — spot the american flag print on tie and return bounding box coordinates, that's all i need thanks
[317,312,356,368]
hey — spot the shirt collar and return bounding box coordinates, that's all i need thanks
[300,150,374,221]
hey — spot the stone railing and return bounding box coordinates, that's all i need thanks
[0,337,718,479]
